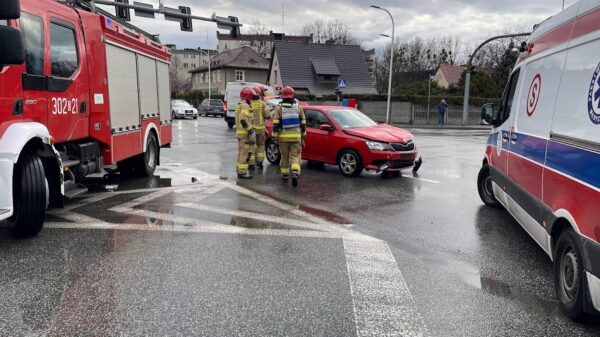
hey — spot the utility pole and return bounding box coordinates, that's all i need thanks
[462,32,531,125]
[282,0,285,34]
[207,30,211,99]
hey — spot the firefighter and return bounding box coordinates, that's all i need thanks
[248,87,270,169]
[235,87,256,179]
[272,86,306,187]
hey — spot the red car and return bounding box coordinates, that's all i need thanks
[265,106,422,177]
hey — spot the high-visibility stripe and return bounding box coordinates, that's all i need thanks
[301,120,306,124]
[278,133,301,138]
[237,163,249,169]
[257,153,265,161]
[291,164,301,171]
[244,144,250,149]
[236,130,248,136]
[255,126,266,130]
[281,168,290,173]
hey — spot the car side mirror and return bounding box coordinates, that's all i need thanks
[481,103,495,126]
[320,124,334,131]
[0,26,25,67]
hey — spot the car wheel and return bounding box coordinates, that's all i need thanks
[338,149,363,177]
[554,227,587,321]
[9,152,47,237]
[477,164,500,207]
[227,122,234,129]
[171,111,176,119]
[266,140,281,165]
[193,116,198,120]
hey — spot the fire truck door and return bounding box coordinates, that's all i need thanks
[46,12,90,143]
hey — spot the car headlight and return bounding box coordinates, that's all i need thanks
[176,109,184,113]
[366,141,392,151]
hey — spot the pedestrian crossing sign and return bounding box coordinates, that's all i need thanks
[338,79,347,89]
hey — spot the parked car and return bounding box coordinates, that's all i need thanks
[265,105,422,177]
[224,82,274,128]
[477,1,600,320]
[171,100,198,119]
[200,99,226,117]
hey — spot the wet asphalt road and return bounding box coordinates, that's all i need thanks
[1,116,600,337]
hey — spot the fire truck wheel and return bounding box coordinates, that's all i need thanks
[139,132,158,176]
[477,164,500,207]
[554,227,586,321]
[9,153,47,237]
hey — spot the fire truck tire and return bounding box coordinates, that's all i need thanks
[554,227,586,321]
[138,132,158,177]
[477,164,501,208]
[9,153,47,237]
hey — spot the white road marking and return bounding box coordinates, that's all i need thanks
[402,175,441,184]
[344,238,429,337]
[46,163,430,337]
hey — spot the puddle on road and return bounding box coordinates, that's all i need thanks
[421,256,558,314]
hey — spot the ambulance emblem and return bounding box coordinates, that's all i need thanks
[589,61,600,125]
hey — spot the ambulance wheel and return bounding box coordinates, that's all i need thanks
[139,132,158,177]
[554,227,586,321]
[266,140,280,165]
[227,122,234,129]
[477,164,500,207]
[9,152,47,237]
[338,149,363,177]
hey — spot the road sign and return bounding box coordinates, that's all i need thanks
[338,79,347,89]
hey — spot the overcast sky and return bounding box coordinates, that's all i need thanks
[99,0,578,53]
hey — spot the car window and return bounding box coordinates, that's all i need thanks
[50,21,78,78]
[20,12,44,76]
[0,20,7,26]
[495,69,521,124]
[210,100,223,106]
[328,109,377,129]
[305,110,332,129]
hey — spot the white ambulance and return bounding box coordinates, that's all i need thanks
[477,0,600,320]
[223,82,273,128]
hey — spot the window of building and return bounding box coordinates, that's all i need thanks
[274,70,278,83]
[202,73,206,83]
[184,63,188,68]
[50,22,78,78]
[191,64,196,68]
[235,70,245,81]
[20,13,44,76]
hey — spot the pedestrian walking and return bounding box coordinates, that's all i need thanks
[271,86,306,187]
[248,87,269,169]
[235,87,256,179]
[437,99,448,126]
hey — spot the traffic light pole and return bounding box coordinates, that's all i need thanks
[82,0,241,31]
[461,32,530,125]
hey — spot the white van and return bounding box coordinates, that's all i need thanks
[477,0,600,320]
[224,82,274,128]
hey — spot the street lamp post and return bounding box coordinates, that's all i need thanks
[199,31,212,99]
[371,5,395,124]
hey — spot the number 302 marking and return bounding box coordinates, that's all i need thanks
[52,97,78,115]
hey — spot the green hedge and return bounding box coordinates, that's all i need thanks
[295,93,500,106]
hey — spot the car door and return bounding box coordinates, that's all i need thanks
[304,109,336,163]
[46,11,90,143]
[489,69,521,206]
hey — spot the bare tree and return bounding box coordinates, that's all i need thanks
[246,18,271,35]
[169,56,191,94]
[302,19,360,45]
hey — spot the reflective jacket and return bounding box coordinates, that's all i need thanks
[250,99,269,131]
[272,102,306,142]
[235,102,254,140]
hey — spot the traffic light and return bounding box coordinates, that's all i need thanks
[229,16,240,37]
[179,6,192,32]
[115,0,131,21]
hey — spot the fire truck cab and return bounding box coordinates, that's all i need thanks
[0,0,172,235]
[477,0,600,320]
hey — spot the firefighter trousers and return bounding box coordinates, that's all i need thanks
[237,140,252,175]
[279,141,302,177]
[249,132,265,166]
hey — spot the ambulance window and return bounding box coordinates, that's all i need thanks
[497,69,520,124]
[20,13,44,76]
[50,22,78,78]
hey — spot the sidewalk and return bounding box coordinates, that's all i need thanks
[391,123,492,130]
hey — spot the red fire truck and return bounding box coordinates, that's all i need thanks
[0,0,239,236]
